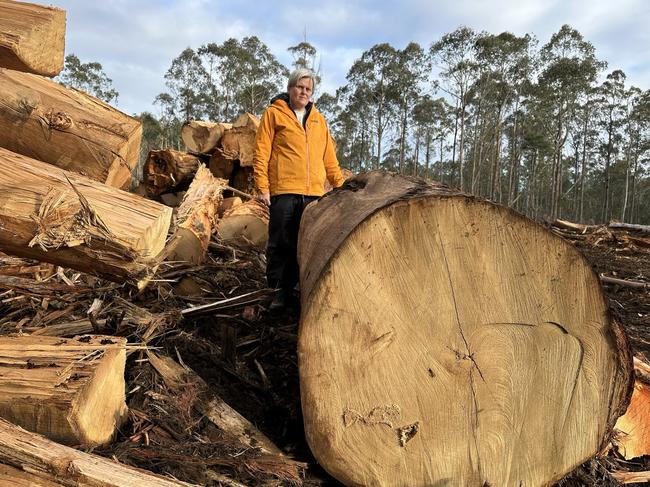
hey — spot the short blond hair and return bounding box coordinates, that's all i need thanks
[287,68,317,92]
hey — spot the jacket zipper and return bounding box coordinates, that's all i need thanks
[305,123,311,194]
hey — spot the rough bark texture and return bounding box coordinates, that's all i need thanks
[217,199,269,249]
[0,68,141,188]
[181,121,231,154]
[297,171,633,487]
[144,149,202,196]
[0,1,66,77]
[0,417,197,486]
[169,165,227,265]
[0,335,127,446]
[0,147,172,282]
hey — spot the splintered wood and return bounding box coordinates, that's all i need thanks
[0,335,127,446]
[0,68,141,188]
[0,417,198,486]
[170,165,227,265]
[144,149,202,196]
[0,148,172,282]
[0,1,65,77]
[297,171,633,487]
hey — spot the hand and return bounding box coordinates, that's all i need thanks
[258,192,271,206]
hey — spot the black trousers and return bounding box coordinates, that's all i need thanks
[266,194,318,291]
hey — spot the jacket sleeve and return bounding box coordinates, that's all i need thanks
[323,124,345,189]
[253,108,275,194]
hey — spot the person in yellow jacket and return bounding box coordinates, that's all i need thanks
[254,68,345,310]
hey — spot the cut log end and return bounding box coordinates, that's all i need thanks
[217,200,269,249]
[298,172,632,487]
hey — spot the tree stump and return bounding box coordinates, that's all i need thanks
[297,171,633,487]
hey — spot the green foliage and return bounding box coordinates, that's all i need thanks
[57,54,119,104]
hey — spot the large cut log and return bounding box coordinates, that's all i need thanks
[614,357,650,459]
[0,1,65,77]
[216,199,268,249]
[0,417,197,486]
[169,164,227,264]
[0,147,172,282]
[144,149,202,196]
[0,335,127,446]
[214,113,259,167]
[0,68,141,189]
[181,120,231,153]
[297,171,633,487]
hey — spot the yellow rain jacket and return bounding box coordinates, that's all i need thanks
[253,94,345,197]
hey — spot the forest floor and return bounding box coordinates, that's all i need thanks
[0,219,648,486]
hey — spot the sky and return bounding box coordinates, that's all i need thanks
[47,0,650,117]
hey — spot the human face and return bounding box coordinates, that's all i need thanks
[289,77,313,110]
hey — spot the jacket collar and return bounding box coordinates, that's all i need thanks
[270,92,314,127]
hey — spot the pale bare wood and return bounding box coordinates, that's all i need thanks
[181,120,231,153]
[0,1,65,77]
[0,335,127,446]
[610,470,650,484]
[0,68,141,189]
[169,165,227,265]
[218,196,242,218]
[0,147,172,282]
[609,222,650,233]
[298,171,632,487]
[30,318,105,337]
[552,219,593,233]
[0,417,197,486]
[0,463,65,486]
[614,357,650,459]
[144,149,201,196]
[217,199,269,249]
[600,275,650,289]
[147,351,282,455]
[215,113,259,167]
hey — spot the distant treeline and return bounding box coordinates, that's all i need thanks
[59,26,650,224]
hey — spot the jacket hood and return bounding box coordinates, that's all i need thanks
[270,92,314,114]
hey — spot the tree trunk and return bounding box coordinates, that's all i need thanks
[0,418,197,486]
[0,68,141,189]
[0,2,65,77]
[181,121,231,154]
[0,147,172,283]
[143,149,202,196]
[217,199,269,249]
[169,165,226,265]
[215,113,259,167]
[297,171,633,487]
[0,335,127,446]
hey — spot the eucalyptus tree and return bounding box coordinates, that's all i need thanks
[430,26,479,190]
[57,54,119,104]
[595,70,628,221]
[157,47,209,123]
[472,32,534,202]
[393,43,430,174]
[345,43,400,169]
[535,25,604,219]
[413,96,453,181]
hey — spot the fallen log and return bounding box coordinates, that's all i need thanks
[216,199,268,249]
[0,147,172,283]
[169,165,227,265]
[218,196,242,218]
[181,120,231,154]
[0,463,65,487]
[609,222,650,233]
[0,1,65,76]
[0,68,141,189]
[0,417,197,486]
[297,171,633,487]
[614,357,650,459]
[0,335,127,446]
[147,351,282,455]
[214,113,259,167]
[144,149,202,196]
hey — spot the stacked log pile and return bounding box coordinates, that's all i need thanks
[0,2,648,486]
